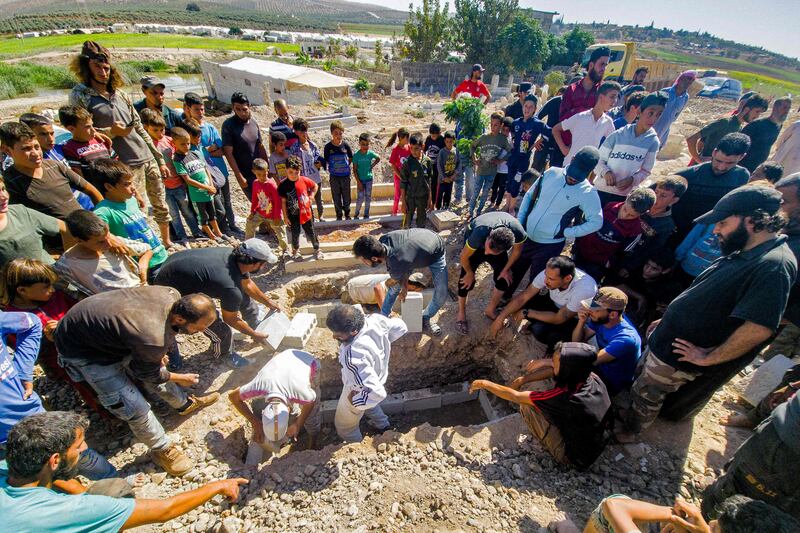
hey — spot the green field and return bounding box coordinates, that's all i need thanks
[339,23,402,37]
[0,33,299,57]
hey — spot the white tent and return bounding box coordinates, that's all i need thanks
[201,57,351,106]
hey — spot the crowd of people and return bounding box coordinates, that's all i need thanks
[0,40,799,531]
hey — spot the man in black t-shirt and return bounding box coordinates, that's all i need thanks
[154,239,281,368]
[456,212,527,333]
[618,185,797,441]
[739,97,792,172]
[221,93,268,197]
[504,82,532,120]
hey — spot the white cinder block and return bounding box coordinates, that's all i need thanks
[741,355,796,406]
[281,313,318,349]
[255,311,291,351]
[428,210,460,231]
[401,292,423,333]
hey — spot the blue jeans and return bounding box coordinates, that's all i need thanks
[469,174,495,216]
[380,253,448,321]
[460,166,474,204]
[78,448,119,480]
[165,187,200,240]
[355,181,373,217]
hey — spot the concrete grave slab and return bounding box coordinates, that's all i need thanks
[280,312,318,349]
[314,215,403,230]
[403,388,442,411]
[255,311,291,351]
[381,393,406,414]
[440,382,478,406]
[284,251,364,273]
[401,292,424,333]
[740,355,796,406]
[322,200,394,218]
[321,182,395,202]
[428,210,461,231]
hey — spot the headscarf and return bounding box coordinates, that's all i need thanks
[554,342,598,390]
[673,70,697,86]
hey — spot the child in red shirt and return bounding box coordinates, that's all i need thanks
[58,105,115,186]
[245,158,288,254]
[387,127,411,216]
[575,187,657,281]
[1,258,107,417]
[277,156,322,260]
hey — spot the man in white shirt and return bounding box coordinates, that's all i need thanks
[553,81,620,166]
[228,349,321,452]
[326,304,408,442]
[490,255,597,351]
[343,272,426,307]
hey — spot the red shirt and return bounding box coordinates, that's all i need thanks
[62,135,114,184]
[157,136,185,189]
[389,145,412,178]
[250,178,282,220]
[454,79,490,99]
[4,290,76,369]
[559,78,600,148]
[576,202,643,267]
[278,175,316,225]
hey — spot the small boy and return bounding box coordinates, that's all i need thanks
[352,132,381,219]
[613,91,645,130]
[58,105,115,185]
[323,120,354,220]
[278,155,323,260]
[400,132,434,228]
[245,158,288,255]
[0,122,102,220]
[55,209,153,296]
[268,131,290,181]
[470,112,511,218]
[424,123,445,210]
[171,127,224,243]
[288,118,325,221]
[436,131,461,210]
[140,108,201,243]
[489,116,514,209]
[91,158,168,282]
[553,81,620,166]
[574,186,657,281]
[750,161,784,184]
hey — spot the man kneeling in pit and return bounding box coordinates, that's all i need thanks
[228,349,321,456]
[341,272,426,310]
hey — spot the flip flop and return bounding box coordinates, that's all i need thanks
[456,320,469,335]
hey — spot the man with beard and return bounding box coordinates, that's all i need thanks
[451,64,491,104]
[326,305,407,442]
[221,92,268,197]
[133,76,184,135]
[616,184,797,442]
[739,97,793,173]
[686,94,769,165]
[1,411,248,531]
[154,240,282,368]
[55,287,221,476]
[555,47,610,167]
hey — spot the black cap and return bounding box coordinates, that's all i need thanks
[565,146,600,182]
[183,92,203,106]
[694,184,783,225]
[472,63,485,72]
[518,82,532,93]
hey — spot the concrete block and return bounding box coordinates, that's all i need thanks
[401,292,423,333]
[428,209,461,231]
[280,312,318,349]
[380,393,406,414]
[320,182,395,202]
[245,442,264,466]
[322,200,394,218]
[390,288,433,311]
[299,240,354,255]
[441,382,478,406]
[314,215,403,230]
[479,390,502,421]
[740,355,795,406]
[284,251,363,273]
[403,388,442,411]
[302,302,337,321]
[255,311,291,351]
[321,399,338,424]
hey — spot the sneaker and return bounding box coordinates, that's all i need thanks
[292,250,303,261]
[151,444,194,477]
[314,250,325,260]
[363,213,370,219]
[423,318,442,337]
[227,352,251,368]
[336,215,343,221]
[345,214,351,220]
[178,393,220,416]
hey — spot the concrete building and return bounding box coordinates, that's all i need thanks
[201,57,351,106]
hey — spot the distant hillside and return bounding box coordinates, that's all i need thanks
[0,0,406,34]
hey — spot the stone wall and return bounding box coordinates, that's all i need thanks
[390,62,506,95]
[330,66,394,92]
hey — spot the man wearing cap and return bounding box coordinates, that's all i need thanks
[133,76,184,135]
[556,47,610,168]
[69,41,174,251]
[228,349,321,452]
[504,82,532,120]
[653,70,697,146]
[618,184,797,442]
[502,146,603,299]
[457,211,527,334]
[572,287,642,396]
[451,64,491,104]
[490,256,598,351]
[326,305,408,442]
[153,239,283,368]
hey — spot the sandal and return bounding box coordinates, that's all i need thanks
[456,320,469,335]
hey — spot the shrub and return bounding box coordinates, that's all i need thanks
[442,96,487,140]
[354,78,371,93]
[544,70,566,90]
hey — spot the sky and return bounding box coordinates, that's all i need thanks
[361,0,800,60]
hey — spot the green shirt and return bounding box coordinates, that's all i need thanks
[173,149,212,203]
[472,133,511,176]
[352,149,379,182]
[94,197,167,267]
[0,204,60,265]
[699,116,742,157]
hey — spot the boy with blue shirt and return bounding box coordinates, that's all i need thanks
[323,120,354,220]
[572,287,642,396]
[503,94,550,213]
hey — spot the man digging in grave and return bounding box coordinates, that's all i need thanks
[153,239,282,368]
[326,304,408,442]
[54,287,221,477]
[352,229,448,336]
[228,349,321,458]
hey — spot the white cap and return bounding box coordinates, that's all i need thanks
[261,399,290,442]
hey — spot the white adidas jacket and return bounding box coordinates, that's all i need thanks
[338,314,408,410]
